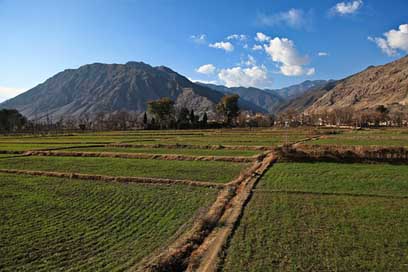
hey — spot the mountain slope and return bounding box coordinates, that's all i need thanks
[198,83,285,114]
[306,56,408,114]
[267,80,330,100]
[277,81,338,113]
[0,62,264,120]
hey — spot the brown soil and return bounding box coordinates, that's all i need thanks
[24,150,260,163]
[137,152,276,272]
[0,169,224,189]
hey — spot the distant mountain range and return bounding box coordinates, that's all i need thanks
[198,80,329,114]
[1,55,407,120]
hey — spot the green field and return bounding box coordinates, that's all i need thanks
[0,174,217,271]
[258,162,408,197]
[0,128,317,147]
[310,129,408,147]
[0,156,247,183]
[222,193,408,272]
[64,146,261,157]
[222,161,408,271]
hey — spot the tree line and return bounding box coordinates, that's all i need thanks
[1,96,408,133]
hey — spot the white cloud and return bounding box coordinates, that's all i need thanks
[255,32,271,42]
[252,44,263,51]
[257,9,310,29]
[264,37,315,76]
[209,41,234,52]
[369,24,408,56]
[218,65,272,88]
[0,86,25,102]
[226,34,247,41]
[189,78,219,85]
[318,52,329,57]
[196,64,216,75]
[245,55,257,66]
[190,34,207,44]
[331,0,363,15]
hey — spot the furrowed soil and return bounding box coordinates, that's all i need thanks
[0,174,217,272]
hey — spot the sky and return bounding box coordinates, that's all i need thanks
[0,0,407,102]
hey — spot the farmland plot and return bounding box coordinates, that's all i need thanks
[0,156,248,183]
[222,162,408,271]
[0,174,217,272]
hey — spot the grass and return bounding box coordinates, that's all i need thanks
[64,146,261,157]
[310,128,408,147]
[222,193,408,272]
[0,156,248,183]
[0,173,217,272]
[0,143,99,152]
[258,162,408,197]
[0,128,317,147]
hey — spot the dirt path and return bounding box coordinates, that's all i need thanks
[185,152,276,272]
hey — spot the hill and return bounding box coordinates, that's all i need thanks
[0,62,264,120]
[305,56,408,114]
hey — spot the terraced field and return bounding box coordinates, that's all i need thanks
[3,128,408,271]
[222,162,408,271]
[310,128,408,147]
[0,174,217,272]
[0,156,247,183]
[62,146,262,157]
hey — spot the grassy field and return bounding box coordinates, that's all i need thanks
[310,128,408,147]
[258,162,408,197]
[222,193,408,272]
[0,128,317,147]
[0,173,217,272]
[222,161,408,271]
[0,156,247,183]
[63,146,261,157]
[3,128,408,271]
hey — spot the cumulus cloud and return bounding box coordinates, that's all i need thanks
[209,41,234,52]
[255,32,271,42]
[252,44,263,51]
[331,0,363,15]
[257,9,312,29]
[190,34,207,44]
[318,52,329,57]
[264,37,315,76]
[0,86,25,102]
[218,65,272,88]
[196,64,216,75]
[369,24,408,56]
[226,34,247,41]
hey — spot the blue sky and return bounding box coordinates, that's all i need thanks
[0,0,407,101]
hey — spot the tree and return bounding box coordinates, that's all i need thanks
[147,97,175,129]
[201,112,208,128]
[0,109,27,132]
[176,107,190,129]
[189,109,196,127]
[375,105,389,126]
[216,94,240,126]
[143,112,148,125]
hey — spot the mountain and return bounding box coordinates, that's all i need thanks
[0,62,264,120]
[267,80,330,100]
[197,83,284,114]
[277,81,338,113]
[305,55,408,114]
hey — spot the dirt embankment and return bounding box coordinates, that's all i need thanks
[108,143,273,151]
[137,152,276,272]
[24,150,262,163]
[276,144,408,164]
[0,169,224,189]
